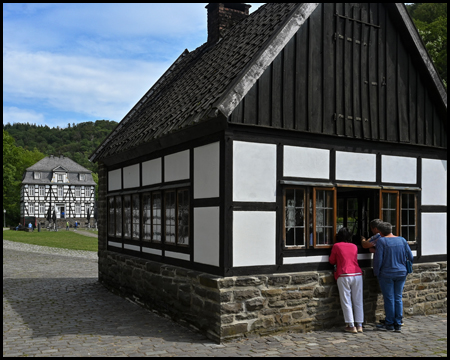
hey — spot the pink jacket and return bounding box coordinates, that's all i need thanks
[329,242,362,281]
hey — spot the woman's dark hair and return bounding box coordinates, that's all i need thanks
[369,219,382,230]
[336,227,353,243]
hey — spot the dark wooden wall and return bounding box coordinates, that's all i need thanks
[229,3,447,148]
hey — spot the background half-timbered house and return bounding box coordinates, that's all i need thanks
[21,155,97,228]
[90,3,447,342]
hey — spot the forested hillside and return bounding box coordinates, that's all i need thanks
[3,120,117,173]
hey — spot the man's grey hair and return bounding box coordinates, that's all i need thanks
[369,219,382,230]
[377,222,392,236]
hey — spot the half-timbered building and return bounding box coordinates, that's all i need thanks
[21,155,96,226]
[90,3,447,342]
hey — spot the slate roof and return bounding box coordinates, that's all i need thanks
[91,3,300,161]
[23,156,96,185]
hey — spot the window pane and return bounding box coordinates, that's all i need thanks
[123,195,131,238]
[401,193,416,241]
[285,188,305,247]
[108,197,115,236]
[315,190,334,246]
[132,194,140,240]
[142,194,151,241]
[382,192,397,234]
[177,190,189,245]
[115,196,122,236]
[347,198,358,235]
[152,193,162,241]
[165,191,176,244]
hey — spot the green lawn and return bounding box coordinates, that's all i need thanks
[3,230,98,252]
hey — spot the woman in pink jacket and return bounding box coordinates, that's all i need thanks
[329,227,364,333]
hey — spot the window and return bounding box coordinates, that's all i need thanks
[108,198,115,236]
[115,196,122,237]
[283,187,336,249]
[57,174,63,182]
[85,187,91,198]
[75,186,81,197]
[39,203,45,214]
[380,190,417,242]
[75,203,81,215]
[401,193,417,242]
[58,186,64,197]
[29,203,34,215]
[152,192,162,241]
[80,173,85,181]
[34,172,41,179]
[39,186,45,196]
[132,194,140,240]
[107,188,189,246]
[123,195,131,238]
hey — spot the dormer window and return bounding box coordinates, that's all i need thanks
[80,173,86,181]
[57,174,63,182]
[34,172,41,180]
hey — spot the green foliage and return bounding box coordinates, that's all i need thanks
[3,130,46,225]
[407,3,447,88]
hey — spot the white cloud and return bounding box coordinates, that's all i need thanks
[3,49,172,121]
[3,106,45,125]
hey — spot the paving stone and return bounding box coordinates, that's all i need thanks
[2,239,448,357]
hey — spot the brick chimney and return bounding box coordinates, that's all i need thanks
[206,3,251,44]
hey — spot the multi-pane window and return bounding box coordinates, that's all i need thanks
[177,190,190,245]
[115,196,122,237]
[381,191,398,235]
[80,173,85,181]
[285,188,306,247]
[57,174,63,182]
[75,186,81,197]
[39,203,45,214]
[75,203,81,216]
[314,188,336,247]
[29,203,34,215]
[283,187,336,249]
[401,193,416,241]
[132,194,140,240]
[34,172,41,179]
[85,187,91,198]
[107,188,189,247]
[39,186,45,196]
[58,186,64,197]
[380,190,417,241]
[123,195,131,238]
[165,191,176,244]
[108,197,115,236]
[152,193,162,241]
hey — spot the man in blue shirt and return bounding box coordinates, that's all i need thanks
[373,222,414,332]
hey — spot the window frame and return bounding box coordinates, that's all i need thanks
[380,189,418,242]
[57,185,64,198]
[283,186,336,250]
[39,186,45,196]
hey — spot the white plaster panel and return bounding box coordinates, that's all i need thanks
[233,211,276,267]
[142,247,162,256]
[165,150,190,182]
[123,164,140,189]
[283,146,329,179]
[335,151,376,182]
[142,158,162,186]
[124,244,140,252]
[194,142,220,199]
[422,159,447,206]
[165,251,190,261]
[194,207,220,267]
[108,241,122,248]
[421,213,447,256]
[382,155,417,184]
[233,141,276,202]
[108,169,121,191]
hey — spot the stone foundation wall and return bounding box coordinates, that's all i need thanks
[98,250,447,343]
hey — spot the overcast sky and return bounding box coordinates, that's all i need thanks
[3,3,264,128]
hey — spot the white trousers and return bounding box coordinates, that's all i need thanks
[337,275,364,325]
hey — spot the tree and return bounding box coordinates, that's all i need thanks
[407,3,447,88]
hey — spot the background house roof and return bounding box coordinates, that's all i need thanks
[91,3,300,161]
[27,155,92,173]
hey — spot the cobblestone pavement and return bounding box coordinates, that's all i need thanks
[3,240,447,357]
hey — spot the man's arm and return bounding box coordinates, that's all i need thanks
[361,237,375,248]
